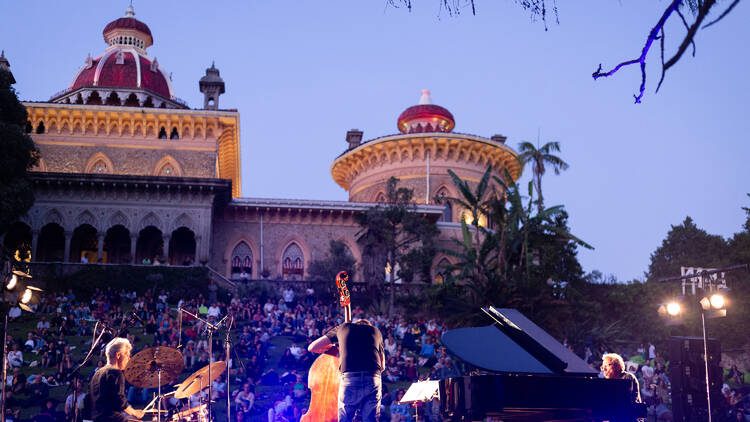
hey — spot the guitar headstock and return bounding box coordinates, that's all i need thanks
[336,271,350,308]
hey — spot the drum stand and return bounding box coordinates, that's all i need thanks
[179,307,229,422]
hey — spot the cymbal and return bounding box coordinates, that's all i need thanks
[173,361,226,399]
[124,346,184,388]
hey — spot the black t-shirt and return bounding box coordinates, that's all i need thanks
[89,367,128,422]
[325,322,384,374]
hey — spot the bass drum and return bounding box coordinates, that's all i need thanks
[172,404,208,422]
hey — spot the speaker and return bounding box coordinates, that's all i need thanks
[669,337,723,422]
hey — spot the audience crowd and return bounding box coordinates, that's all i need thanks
[4,283,750,422]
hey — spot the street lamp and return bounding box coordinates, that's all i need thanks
[659,265,747,422]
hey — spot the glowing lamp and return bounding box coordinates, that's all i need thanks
[710,294,725,309]
[666,302,681,316]
[6,274,18,290]
[21,288,32,304]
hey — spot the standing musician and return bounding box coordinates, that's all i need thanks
[308,318,386,422]
[89,338,145,422]
[601,353,642,405]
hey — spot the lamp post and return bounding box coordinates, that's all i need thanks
[1,246,41,422]
[658,264,748,422]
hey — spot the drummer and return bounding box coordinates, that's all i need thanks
[89,338,145,421]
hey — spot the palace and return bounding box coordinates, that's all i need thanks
[1,6,520,286]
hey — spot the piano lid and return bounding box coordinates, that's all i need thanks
[440,308,597,376]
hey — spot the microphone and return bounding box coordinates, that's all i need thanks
[130,311,146,326]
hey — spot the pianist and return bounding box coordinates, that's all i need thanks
[601,353,642,405]
[89,338,144,422]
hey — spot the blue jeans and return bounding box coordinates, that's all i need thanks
[338,372,382,422]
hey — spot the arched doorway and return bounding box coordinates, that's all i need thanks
[37,223,65,262]
[230,242,253,279]
[136,226,163,264]
[104,225,131,264]
[168,227,196,265]
[3,222,32,261]
[70,224,98,263]
[281,243,304,280]
[433,258,452,284]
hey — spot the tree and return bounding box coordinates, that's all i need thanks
[307,240,358,282]
[646,216,729,281]
[0,57,39,236]
[391,1,741,103]
[517,140,569,214]
[355,177,439,315]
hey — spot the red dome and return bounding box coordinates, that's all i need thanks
[103,17,153,45]
[70,49,172,100]
[397,104,455,133]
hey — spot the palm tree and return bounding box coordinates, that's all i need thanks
[517,140,569,213]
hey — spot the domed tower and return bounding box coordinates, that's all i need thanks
[50,5,185,108]
[331,90,521,222]
[199,62,225,110]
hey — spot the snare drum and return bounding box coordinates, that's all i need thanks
[171,404,208,422]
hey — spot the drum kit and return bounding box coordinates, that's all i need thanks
[124,345,227,422]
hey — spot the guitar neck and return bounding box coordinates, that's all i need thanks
[344,305,352,323]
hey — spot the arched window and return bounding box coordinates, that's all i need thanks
[231,242,252,279]
[36,121,45,134]
[170,127,179,140]
[281,243,304,280]
[436,188,452,222]
[93,160,108,173]
[158,127,167,139]
[25,121,32,133]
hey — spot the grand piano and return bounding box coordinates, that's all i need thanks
[438,307,647,421]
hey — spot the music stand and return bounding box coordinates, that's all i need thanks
[399,380,440,422]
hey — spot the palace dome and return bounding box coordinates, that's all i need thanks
[397,90,455,134]
[52,6,183,108]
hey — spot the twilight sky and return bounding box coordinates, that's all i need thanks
[3,1,748,281]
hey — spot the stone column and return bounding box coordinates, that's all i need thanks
[130,233,138,264]
[196,235,206,264]
[63,231,73,263]
[162,233,171,265]
[97,232,105,263]
[31,229,39,261]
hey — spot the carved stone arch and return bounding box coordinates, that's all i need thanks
[206,126,215,138]
[47,120,57,134]
[60,120,70,134]
[84,121,95,135]
[121,123,131,137]
[108,122,119,136]
[372,190,386,203]
[336,237,362,279]
[43,208,66,229]
[134,122,144,137]
[145,123,156,138]
[138,212,163,232]
[224,236,260,278]
[97,122,106,135]
[153,155,183,177]
[277,236,311,280]
[108,211,130,229]
[194,126,203,139]
[172,213,194,233]
[75,210,99,231]
[72,120,83,135]
[84,152,114,174]
[181,123,192,139]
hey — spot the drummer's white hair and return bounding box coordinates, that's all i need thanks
[105,337,132,364]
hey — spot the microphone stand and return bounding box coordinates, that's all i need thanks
[178,307,228,422]
[225,315,233,422]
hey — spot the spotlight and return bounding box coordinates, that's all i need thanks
[667,302,682,316]
[21,288,32,304]
[6,274,18,290]
[710,294,725,309]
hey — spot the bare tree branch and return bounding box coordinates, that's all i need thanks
[592,0,681,103]
[664,0,716,71]
[656,27,667,93]
[703,0,741,29]
[675,8,696,57]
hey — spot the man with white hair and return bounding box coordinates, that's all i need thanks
[89,337,144,421]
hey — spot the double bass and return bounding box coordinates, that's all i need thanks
[301,271,351,422]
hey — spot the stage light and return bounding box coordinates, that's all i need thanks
[21,288,32,304]
[6,274,18,290]
[667,302,681,316]
[710,294,725,309]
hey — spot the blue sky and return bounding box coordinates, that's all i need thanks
[3,1,749,281]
